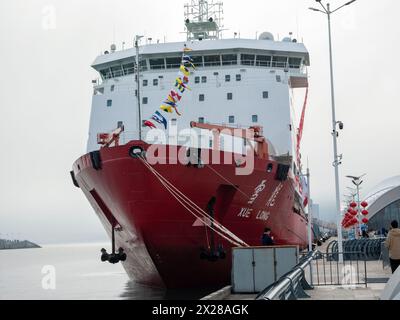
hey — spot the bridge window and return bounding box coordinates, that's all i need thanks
[195,76,200,84]
[153,79,159,86]
[252,115,258,123]
[225,75,231,82]
[222,54,237,66]
[201,76,207,83]
[100,69,112,80]
[256,55,271,67]
[289,57,302,69]
[122,63,135,75]
[191,56,203,68]
[227,93,233,100]
[199,117,205,124]
[143,79,148,87]
[229,116,235,124]
[263,91,269,99]
[166,57,182,69]
[241,54,255,66]
[199,94,205,102]
[106,99,112,107]
[111,66,123,78]
[272,56,288,68]
[149,58,165,70]
[204,55,221,67]
[139,59,147,71]
[236,74,241,81]
[142,97,148,104]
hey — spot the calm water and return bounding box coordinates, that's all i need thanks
[0,243,213,300]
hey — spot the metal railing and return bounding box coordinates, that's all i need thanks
[256,249,369,300]
[327,239,385,261]
[312,251,367,287]
[256,251,317,300]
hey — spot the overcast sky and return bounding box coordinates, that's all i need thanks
[1,0,399,244]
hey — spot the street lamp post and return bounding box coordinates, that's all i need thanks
[346,175,366,239]
[309,0,357,263]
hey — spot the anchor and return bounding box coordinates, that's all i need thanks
[101,223,127,264]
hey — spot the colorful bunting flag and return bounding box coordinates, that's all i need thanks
[144,120,157,129]
[180,65,190,77]
[170,90,182,101]
[163,100,177,108]
[152,111,168,129]
[160,105,173,113]
[144,46,195,130]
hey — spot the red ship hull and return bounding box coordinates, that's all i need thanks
[72,141,309,288]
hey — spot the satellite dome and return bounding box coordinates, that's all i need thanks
[259,32,274,41]
[110,44,117,53]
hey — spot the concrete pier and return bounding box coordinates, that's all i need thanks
[204,238,393,300]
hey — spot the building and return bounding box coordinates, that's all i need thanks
[365,176,400,233]
[312,203,320,220]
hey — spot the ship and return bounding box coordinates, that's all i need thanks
[71,0,311,288]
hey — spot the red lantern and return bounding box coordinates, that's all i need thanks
[351,210,358,216]
[362,210,369,216]
[351,218,358,224]
[362,218,369,224]
[347,208,352,213]
[361,201,368,208]
[350,202,357,208]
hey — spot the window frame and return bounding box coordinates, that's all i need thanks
[149,58,165,70]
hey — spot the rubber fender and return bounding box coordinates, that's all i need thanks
[70,171,80,188]
[276,164,290,181]
[90,151,102,171]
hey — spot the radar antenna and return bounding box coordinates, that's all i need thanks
[184,0,224,41]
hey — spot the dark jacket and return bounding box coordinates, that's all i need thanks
[262,234,274,246]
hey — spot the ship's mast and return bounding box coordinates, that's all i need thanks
[184,0,224,40]
[135,35,143,141]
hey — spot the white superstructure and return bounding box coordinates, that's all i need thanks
[87,1,310,164]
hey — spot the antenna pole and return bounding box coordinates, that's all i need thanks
[135,36,143,141]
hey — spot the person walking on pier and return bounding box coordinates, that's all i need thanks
[385,220,400,273]
[261,228,275,246]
